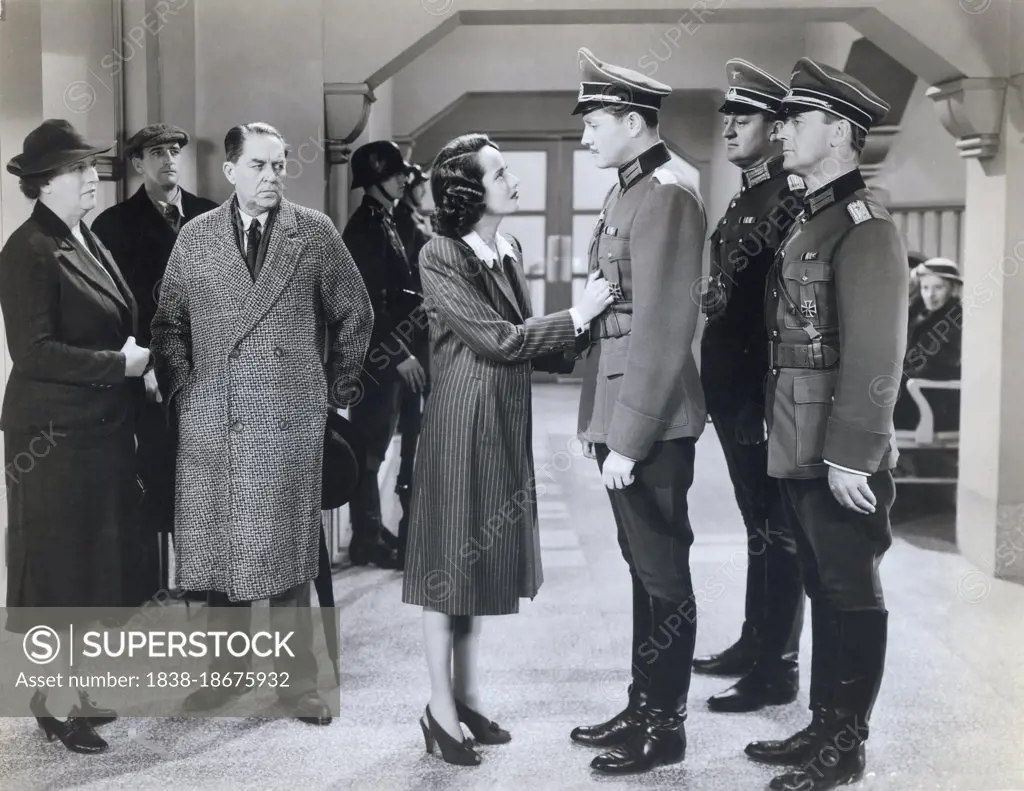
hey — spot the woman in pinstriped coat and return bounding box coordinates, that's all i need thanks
[401,134,613,765]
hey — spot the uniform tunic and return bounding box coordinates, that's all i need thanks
[577,142,707,462]
[764,169,908,480]
[702,156,803,418]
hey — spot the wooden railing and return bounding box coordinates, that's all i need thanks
[889,203,964,263]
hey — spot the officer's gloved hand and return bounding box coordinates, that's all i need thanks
[735,401,766,446]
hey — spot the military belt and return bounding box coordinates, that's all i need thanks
[770,340,839,369]
[592,304,633,339]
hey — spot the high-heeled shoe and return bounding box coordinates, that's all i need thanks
[77,689,117,726]
[419,705,481,766]
[30,692,108,754]
[455,699,511,744]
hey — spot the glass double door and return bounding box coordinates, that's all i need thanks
[497,139,621,318]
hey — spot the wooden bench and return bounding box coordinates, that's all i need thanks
[893,378,960,484]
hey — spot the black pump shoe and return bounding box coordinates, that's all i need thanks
[31,693,108,755]
[455,699,510,744]
[420,706,481,766]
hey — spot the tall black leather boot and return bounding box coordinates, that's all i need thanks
[348,471,398,569]
[591,595,693,774]
[572,575,652,747]
[769,610,887,791]
[692,619,758,676]
[746,598,838,765]
[710,546,804,712]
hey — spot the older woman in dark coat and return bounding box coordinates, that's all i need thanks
[401,133,613,766]
[1,120,154,754]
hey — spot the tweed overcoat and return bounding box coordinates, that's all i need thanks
[151,198,372,602]
[401,234,579,616]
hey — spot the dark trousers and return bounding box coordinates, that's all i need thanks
[778,473,894,612]
[597,439,698,710]
[134,399,177,598]
[206,582,317,700]
[778,474,893,741]
[710,410,804,667]
[348,381,402,548]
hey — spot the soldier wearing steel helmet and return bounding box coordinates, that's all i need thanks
[342,140,424,569]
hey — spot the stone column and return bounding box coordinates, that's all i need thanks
[928,75,1024,583]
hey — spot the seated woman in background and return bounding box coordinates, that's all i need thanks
[893,257,963,433]
[907,250,928,316]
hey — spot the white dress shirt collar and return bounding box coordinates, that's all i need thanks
[239,208,268,230]
[461,230,516,269]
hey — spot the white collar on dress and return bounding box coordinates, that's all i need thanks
[461,230,516,270]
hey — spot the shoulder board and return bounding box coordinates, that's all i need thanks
[652,167,678,185]
[846,200,872,224]
[786,174,806,193]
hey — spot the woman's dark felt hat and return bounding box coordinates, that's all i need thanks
[322,411,366,510]
[6,119,112,178]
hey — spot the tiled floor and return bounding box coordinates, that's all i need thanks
[1,384,1022,790]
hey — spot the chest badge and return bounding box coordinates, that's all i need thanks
[800,299,818,319]
[740,216,756,224]
[604,226,619,236]
[801,251,818,261]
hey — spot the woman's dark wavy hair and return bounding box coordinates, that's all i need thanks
[429,133,496,238]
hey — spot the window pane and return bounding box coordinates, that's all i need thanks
[573,150,619,210]
[502,151,547,211]
[500,215,546,277]
[528,278,546,316]
[572,214,601,275]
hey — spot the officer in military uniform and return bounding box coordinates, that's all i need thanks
[392,162,432,569]
[743,59,908,791]
[694,59,806,714]
[342,141,426,569]
[567,47,708,775]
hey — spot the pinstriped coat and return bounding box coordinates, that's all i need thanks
[151,198,372,602]
[401,233,579,616]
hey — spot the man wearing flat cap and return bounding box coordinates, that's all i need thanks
[568,47,707,775]
[744,59,907,791]
[693,59,806,716]
[91,124,217,601]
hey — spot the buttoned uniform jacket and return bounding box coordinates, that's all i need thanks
[702,157,803,419]
[764,169,908,480]
[577,143,708,462]
[151,198,372,602]
[343,194,417,384]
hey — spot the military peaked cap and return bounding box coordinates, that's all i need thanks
[719,58,789,115]
[779,58,890,133]
[572,47,672,116]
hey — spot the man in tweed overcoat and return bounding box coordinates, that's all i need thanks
[152,122,371,723]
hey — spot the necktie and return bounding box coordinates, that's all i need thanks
[246,220,262,280]
[163,204,181,231]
